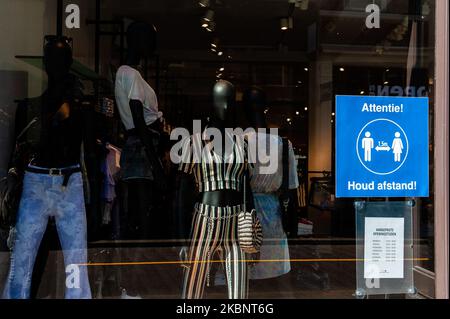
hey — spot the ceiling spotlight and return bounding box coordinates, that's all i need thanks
[280,17,293,31]
[384,81,389,85]
[211,37,219,48]
[219,67,225,72]
[202,22,209,28]
[203,9,215,22]
[332,112,335,116]
[296,111,300,115]
[339,67,345,72]
[217,51,223,56]
[360,90,365,95]
[264,108,269,114]
[304,107,308,111]
[286,118,292,123]
[206,21,216,32]
[198,0,210,8]
[304,67,309,72]
[211,47,217,52]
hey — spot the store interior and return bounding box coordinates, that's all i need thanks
[0,0,436,299]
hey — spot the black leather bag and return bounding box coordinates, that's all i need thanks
[0,117,39,230]
[0,170,23,230]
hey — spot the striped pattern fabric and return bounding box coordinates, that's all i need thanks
[178,134,248,193]
[237,210,263,254]
[182,203,248,300]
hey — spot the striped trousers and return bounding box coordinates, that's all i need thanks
[182,203,248,299]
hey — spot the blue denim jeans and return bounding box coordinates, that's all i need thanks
[2,166,91,299]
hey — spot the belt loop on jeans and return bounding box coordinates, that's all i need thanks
[61,171,74,190]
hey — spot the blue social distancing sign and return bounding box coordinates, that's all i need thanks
[336,95,429,198]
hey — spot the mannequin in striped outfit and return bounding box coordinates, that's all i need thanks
[175,80,254,299]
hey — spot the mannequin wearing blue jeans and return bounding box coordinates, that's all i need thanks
[2,170,91,299]
[2,36,91,299]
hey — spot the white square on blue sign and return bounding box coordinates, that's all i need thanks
[336,95,429,198]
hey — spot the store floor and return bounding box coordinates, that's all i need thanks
[0,240,430,299]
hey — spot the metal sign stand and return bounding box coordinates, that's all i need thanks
[355,200,416,299]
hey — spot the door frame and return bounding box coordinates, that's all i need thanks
[433,0,449,300]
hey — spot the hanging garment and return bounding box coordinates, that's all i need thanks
[247,132,299,280]
[297,183,307,208]
[100,144,121,225]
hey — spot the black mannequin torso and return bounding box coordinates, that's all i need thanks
[17,88,82,169]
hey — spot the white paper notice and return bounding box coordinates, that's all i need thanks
[364,217,405,279]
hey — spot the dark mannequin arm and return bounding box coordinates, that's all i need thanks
[129,99,152,147]
[245,172,256,212]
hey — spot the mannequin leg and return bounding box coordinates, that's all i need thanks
[136,180,153,239]
[54,173,91,299]
[182,205,220,299]
[224,242,248,299]
[223,212,248,300]
[2,174,50,299]
[124,180,153,240]
[30,222,60,298]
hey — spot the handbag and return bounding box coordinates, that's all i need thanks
[0,117,39,230]
[237,174,263,254]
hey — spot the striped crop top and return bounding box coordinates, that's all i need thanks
[178,133,249,193]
